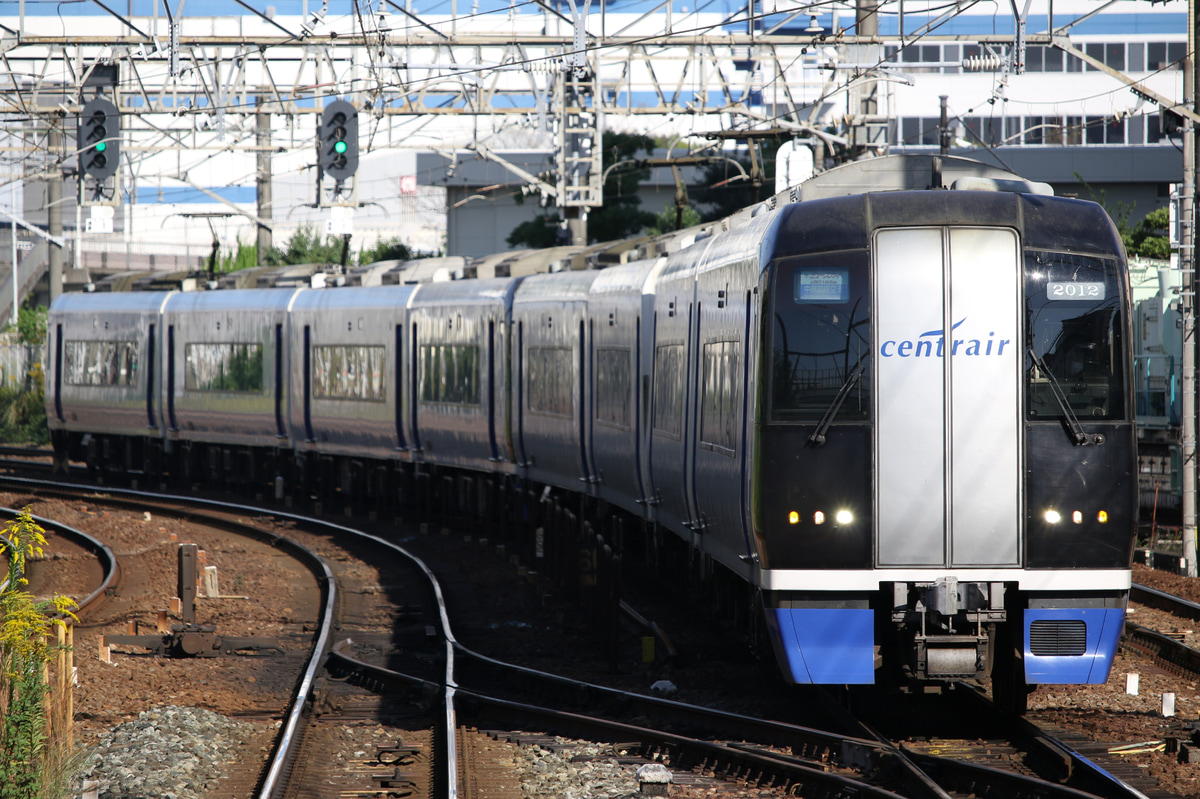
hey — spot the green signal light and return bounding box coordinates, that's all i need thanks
[334,140,348,154]
[95,141,107,152]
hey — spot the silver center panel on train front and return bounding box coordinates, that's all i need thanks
[875,227,1022,567]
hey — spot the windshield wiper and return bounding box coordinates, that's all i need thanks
[808,359,866,446]
[1028,348,1089,445]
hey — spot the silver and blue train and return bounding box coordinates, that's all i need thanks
[45,158,1137,701]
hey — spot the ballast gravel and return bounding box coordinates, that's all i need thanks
[71,706,270,799]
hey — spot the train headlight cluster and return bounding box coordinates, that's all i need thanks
[1044,508,1110,525]
[788,509,854,526]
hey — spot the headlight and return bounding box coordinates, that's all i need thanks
[1044,509,1062,524]
[813,511,826,525]
[835,509,854,525]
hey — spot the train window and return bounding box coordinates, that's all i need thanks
[420,344,480,406]
[63,340,139,387]
[1025,251,1125,421]
[312,345,386,402]
[527,346,572,417]
[700,340,740,456]
[653,343,685,437]
[595,347,632,429]
[768,254,871,422]
[185,343,263,392]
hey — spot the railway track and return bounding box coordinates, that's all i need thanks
[329,588,1165,799]
[0,476,456,799]
[1127,583,1200,679]
[10,470,1199,798]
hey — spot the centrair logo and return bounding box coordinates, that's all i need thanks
[880,318,1012,358]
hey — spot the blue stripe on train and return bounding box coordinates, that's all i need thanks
[769,608,875,684]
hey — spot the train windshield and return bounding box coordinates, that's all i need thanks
[1025,251,1126,422]
[767,252,871,422]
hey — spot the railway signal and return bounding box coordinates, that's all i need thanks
[78,97,120,181]
[319,100,359,182]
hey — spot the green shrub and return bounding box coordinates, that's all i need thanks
[0,364,48,446]
[0,509,77,799]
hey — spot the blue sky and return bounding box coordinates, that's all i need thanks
[3,0,1185,36]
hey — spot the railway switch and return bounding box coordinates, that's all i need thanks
[102,543,282,659]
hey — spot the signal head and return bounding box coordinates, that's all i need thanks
[320,100,359,182]
[78,97,120,181]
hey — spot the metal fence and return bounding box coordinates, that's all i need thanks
[0,343,44,390]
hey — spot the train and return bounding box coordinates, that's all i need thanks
[45,155,1137,707]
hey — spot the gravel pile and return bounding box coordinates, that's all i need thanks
[514,739,640,799]
[72,706,268,799]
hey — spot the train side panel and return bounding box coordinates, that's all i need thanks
[408,279,513,471]
[512,271,601,492]
[690,214,777,579]
[586,260,659,515]
[47,292,172,465]
[161,289,298,448]
[647,250,703,535]
[289,285,416,458]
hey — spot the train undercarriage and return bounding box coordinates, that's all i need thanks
[53,427,1123,717]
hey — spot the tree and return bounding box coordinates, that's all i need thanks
[506,132,659,248]
[506,213,562,249]
[691,139,779,222]
[217,239,258,273]
[1125,207,1171,260]
[265,224,348,266]
[359,236,412,264]
[646,201,702,236]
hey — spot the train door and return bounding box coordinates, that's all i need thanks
[875,227,1021,567]
[53,324,63,422]
[691,285,753,565]
[648,269,699,534]
[683,300,702,529]
[578,319,593,482]
[394,325,407,450]
[145,324,157,429]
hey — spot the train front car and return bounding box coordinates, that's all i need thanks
[755,189,1135,701]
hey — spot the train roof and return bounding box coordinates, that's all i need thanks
[767,190,1123,261]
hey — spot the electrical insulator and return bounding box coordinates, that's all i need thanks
[961,54,1005,72]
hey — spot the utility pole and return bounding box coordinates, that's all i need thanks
[556,0,601,247]
[256,98,273,266]
[939,95,951,156]
[1183,0,1199,577]
[851,0,883,154]
[47,121,63,303]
